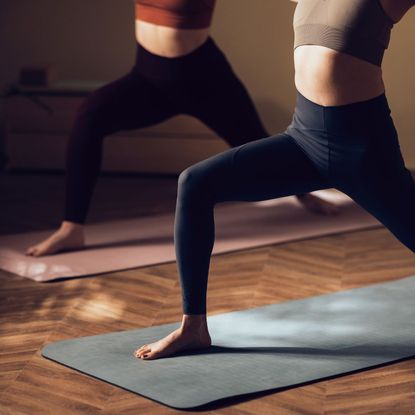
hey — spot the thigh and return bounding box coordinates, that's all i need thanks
[188,71,268,147]
[187,133,329,203]
[78,70,178,134]
[341,150,415,252]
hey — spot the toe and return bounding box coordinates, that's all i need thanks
[138,346,151,358]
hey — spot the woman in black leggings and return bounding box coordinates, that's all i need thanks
[135,0,415,360]
[26,0,334,257]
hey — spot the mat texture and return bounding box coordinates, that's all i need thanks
[42,276,415,409]
[0,191,379,281]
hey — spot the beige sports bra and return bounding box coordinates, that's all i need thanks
[293,0,394,66]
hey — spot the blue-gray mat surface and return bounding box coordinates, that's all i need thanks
[42,276,415,409]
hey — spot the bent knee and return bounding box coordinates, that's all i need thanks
[73,97,116,137]
[76,95,107,124]
[178,165,213,203]
[179,166,202,192]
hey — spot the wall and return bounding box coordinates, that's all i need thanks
[1,0,414,169]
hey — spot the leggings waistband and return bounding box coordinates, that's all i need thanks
[133,37,231,79]
[290,91,392,137]
[296,90,390,113]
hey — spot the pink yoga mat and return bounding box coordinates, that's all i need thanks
[0,191,379,282]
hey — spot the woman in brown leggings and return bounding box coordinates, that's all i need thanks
[26,0,335,257]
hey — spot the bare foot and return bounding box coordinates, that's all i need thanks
[297,193,340,216]
[135,315,211,360]
[26,221,85,257]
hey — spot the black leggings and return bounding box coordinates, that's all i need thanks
[176,92,415,314]
[64,38,268,223]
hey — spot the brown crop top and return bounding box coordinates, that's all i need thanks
[135,0,216,29]
[293,0,394,66]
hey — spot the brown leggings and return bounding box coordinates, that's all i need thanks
[64,38,268,223]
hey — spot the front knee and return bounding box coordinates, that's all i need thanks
[178,165,210,204]
[178,166,201,195]
[75,99,103,128]
[73,93,114,137]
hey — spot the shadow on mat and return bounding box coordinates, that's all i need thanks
[174,344,415,359]
[179,349,415,412]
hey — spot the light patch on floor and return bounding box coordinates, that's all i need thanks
[74,293,126,322]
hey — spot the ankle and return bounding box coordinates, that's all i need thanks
[60,221,84,234]
[181,314,208,330]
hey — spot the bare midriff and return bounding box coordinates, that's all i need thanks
[293,0,413,106]
[135,19,210,58]
[294,46,385,106]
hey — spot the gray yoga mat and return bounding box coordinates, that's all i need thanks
[42,276,415,409]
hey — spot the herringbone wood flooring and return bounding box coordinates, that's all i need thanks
[1,174,415,414]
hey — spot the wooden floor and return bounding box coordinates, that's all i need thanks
[1,173,415,415]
